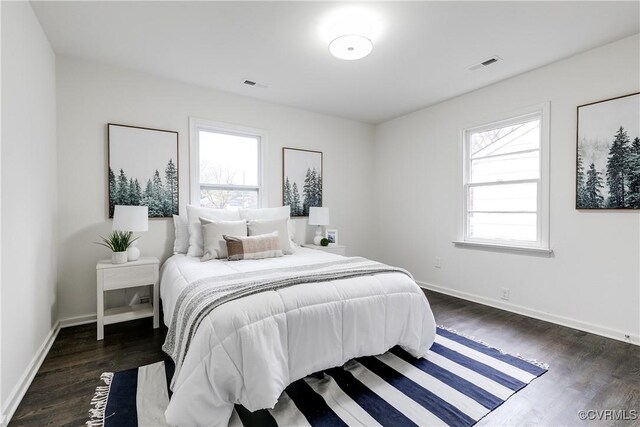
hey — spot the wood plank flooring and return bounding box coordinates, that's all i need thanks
[9,290,640,426]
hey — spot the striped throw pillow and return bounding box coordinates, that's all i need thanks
[224,232,283,261]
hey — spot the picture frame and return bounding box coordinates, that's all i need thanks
[108,123,179,218]
[326,229,338,245]
[576,92,640,209]
[282,147,323,217]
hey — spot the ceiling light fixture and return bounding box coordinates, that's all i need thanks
[329,34,373,60]
[323,7,379,61]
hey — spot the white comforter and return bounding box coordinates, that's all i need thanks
[160,248,436,426]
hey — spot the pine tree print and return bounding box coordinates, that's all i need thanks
[109,156,178,218]
[606,126,630,207]
[301,168,322,216]
[585,163,605,208]
[291,182,302,216]
[165,159,178,216]
[142,179,153,209]
[108,167,117,217]
[128,178,139,205]
[133,179,142,206]
[283,177,292,208]
[116,169,130,206]
[302,168,314,216]
[315,171,322,207]
[576,152,587,208]
[147,170,165,217]
[626,137,640,208]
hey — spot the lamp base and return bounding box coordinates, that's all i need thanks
[313,226,323,245]
[127,244,140,261]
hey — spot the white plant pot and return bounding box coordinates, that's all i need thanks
[112,251,128,264]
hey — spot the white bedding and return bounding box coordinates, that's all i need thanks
[160,248,436,426]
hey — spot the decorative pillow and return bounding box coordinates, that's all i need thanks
[186,205,241,257]
[173,215,190,254]
[224,232,283,261]
[200,219,247,262]
[247,218,294,254]
[241,206,296,246]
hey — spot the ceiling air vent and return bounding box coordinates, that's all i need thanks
[243,79,268,89]
[468,55,502,71]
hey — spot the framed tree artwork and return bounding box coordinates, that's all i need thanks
[108,123,179,218]
[282,147,323,217]
[576,92,640,209]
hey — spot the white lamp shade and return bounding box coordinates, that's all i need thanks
[112,205,149,232]
[308,207,330,226]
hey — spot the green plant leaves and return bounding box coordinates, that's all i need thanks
[94,230,139,252]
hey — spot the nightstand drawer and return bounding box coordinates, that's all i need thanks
[102,265,155,290]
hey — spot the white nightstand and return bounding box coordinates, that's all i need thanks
[302,244,347,256]
[96,256,159,340]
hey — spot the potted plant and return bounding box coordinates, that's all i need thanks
[95,231,139,264]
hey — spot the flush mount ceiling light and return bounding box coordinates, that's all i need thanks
[322,7,380,61]
[329,34,373,60]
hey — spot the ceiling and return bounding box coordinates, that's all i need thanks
[31,1,639,124]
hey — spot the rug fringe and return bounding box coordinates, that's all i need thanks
[437,325,550,370]
[86,372,114,427]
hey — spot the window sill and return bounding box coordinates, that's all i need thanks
[452,240,553,256]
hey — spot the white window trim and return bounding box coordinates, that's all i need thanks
[188,117,267,207]
[455,102,552,255]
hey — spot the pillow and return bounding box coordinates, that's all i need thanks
[173,215,189,254]
[224,232,283,261]
[186,205,241,257]
[200,219,247,262]
[240,206,296,243]
[247,218,294,254]
[239,206,290,220]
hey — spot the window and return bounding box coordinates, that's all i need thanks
[461,105,550,252]
[189,118,265,209]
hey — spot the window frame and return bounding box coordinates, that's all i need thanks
[457,103,551,254]
[189,117,267,208]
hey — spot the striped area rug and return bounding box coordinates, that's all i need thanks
[87,327,547,427]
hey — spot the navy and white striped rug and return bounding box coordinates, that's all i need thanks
[88,327,547,427]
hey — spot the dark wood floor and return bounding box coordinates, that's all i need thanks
[10,290,640,426]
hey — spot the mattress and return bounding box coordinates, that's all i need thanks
[160,248,436,426]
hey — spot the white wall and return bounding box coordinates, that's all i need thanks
[374,34,640,343]
[56,56,375,321]
[1,1,58,419]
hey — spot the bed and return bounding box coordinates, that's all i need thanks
[160,247,436,426]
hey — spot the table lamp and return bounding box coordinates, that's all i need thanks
[112,205,148,261]
[308,207,330,245]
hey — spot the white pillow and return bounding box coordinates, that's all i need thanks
[239,206,290,220]
[200,218,247,262]
[247,218,294,255]
[240,206,296,242]
[186,205,241,257]
[173,215,189,254]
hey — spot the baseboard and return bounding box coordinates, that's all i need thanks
[418,281,640,346]
[58,313,97,328]
[1,321,61,425]
[2,314,100,424]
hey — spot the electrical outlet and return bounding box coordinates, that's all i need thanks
[500,287,510,301]
[140,296,150,304]
[435,257,442,268]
